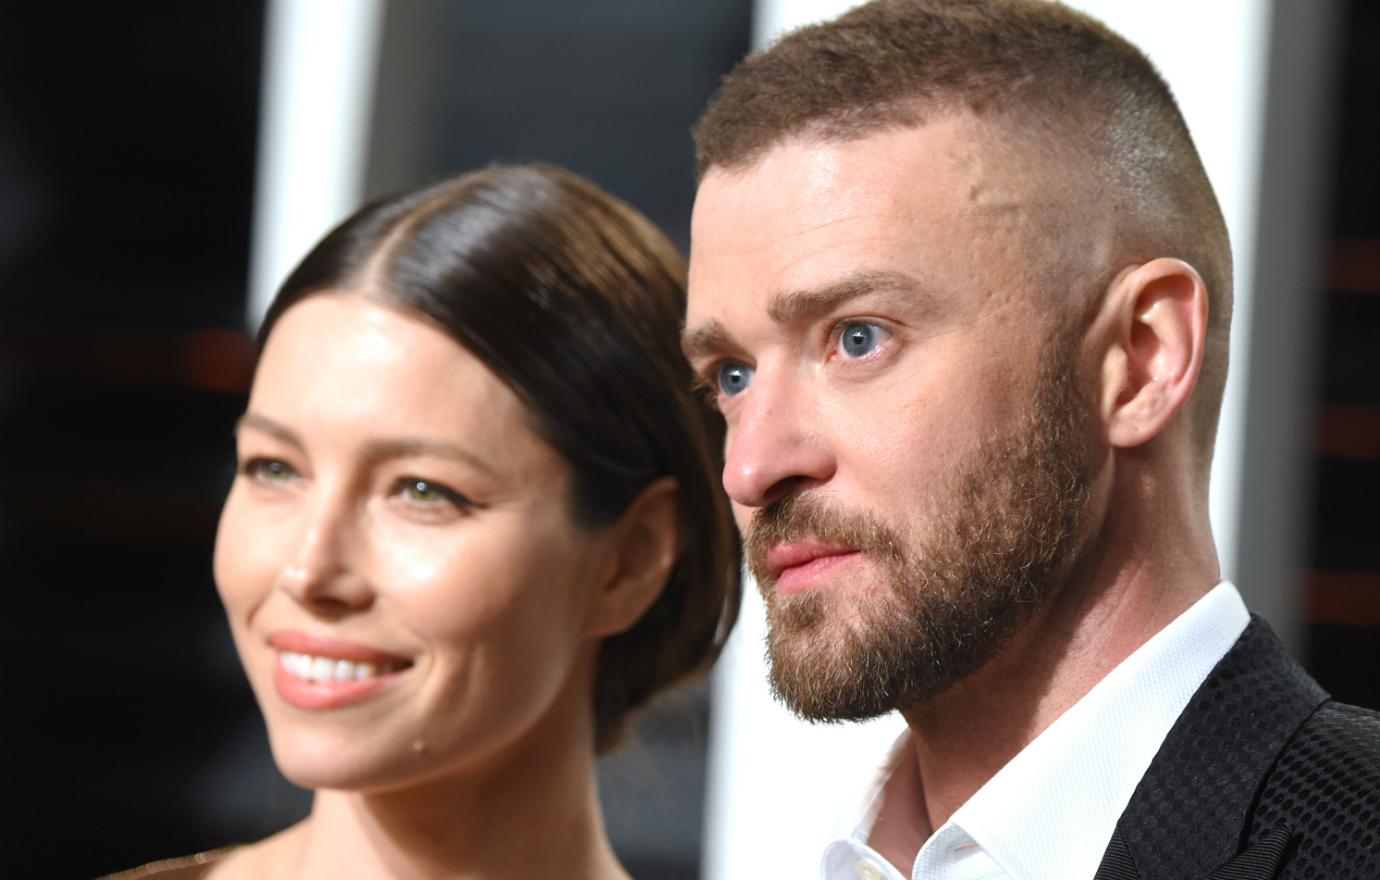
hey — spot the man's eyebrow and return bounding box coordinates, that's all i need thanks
[681,270,932,362]
[234,412,497,477]
[766,270,933,325]
[681,318,737,363]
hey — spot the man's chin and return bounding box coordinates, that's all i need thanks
[762,576,886,633]
[765,615,912,722]
[762,582,1037,722]
[767,662,907,723]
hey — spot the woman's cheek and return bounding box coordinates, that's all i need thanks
[213,491,264,616]
[372,528,516,632]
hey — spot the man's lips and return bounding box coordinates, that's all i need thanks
[765,540,863,596]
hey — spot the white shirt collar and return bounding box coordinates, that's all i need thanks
[823,581,1251,880]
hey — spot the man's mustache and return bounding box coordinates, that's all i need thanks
[745,494,904,588]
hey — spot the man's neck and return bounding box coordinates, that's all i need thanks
[872,516,1220,872]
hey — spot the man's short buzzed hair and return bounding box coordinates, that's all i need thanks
[693,0,1232,459]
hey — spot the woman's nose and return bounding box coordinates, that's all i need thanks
[276,496,374,614]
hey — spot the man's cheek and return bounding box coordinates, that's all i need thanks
[730,502,755,535]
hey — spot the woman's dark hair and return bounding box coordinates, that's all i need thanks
[260,163,741,751]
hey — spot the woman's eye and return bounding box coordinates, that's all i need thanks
[403,480,446,505]
[395,478,472,512]
[241,458,298,484]
[836,321,890,359]
[716,362,754,397]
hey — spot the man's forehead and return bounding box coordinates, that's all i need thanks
[698,114,1009,194]
[693,119,1045,253]
[688,139,913,295]
[687,115,1082,317]
[693,128,933,228]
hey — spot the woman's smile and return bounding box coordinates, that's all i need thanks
[267,630,415,710]
[178,164,737,879]
[215,294,611,792]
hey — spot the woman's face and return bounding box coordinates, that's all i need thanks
[215,293,617,792]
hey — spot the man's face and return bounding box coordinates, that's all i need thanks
[684,118,1094,719]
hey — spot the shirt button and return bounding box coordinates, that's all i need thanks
[854,859,884,880]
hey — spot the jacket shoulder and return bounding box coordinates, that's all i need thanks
[1251,699,1380,879]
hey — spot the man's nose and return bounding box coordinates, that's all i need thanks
[722,374,835,508]
[276,492,374,614]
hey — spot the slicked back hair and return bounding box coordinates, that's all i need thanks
[694,0,1232,459]
[261,164,742,752]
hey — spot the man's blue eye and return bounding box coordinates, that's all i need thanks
[839,322,887,358]
[717,362,754,396]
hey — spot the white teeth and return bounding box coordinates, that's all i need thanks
[277,651,401,683]
[310,656,334,682]
[286,652,310,678]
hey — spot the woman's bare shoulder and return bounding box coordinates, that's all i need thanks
[202,823,307,880]
[100,847,236,880]
[104,823,305,880]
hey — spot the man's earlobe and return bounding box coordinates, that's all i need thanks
[583,477,682,639]
[1102,258,1209,449]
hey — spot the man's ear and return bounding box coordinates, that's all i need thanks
[1099,258,1209,449]
[583,476,682,639]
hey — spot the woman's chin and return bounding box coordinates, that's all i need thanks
[267,730,409,792]
[267,726,484,797]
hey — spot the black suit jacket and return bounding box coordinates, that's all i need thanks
[1093,616,1380,880]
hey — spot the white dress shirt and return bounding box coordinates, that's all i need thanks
[821,581,1251,880]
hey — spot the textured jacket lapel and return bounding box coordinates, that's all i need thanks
[1091,618,1327,880]
[1093,827,1139,880]
[1202,828,1297,880]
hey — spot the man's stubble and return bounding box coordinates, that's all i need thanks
[746,335,1093,721]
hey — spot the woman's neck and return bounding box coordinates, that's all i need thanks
[220,668,627,879]
[298,759,622,879]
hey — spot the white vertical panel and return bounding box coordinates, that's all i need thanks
[751,0,865,48]
[702,3,1272,878]
[247,0,385,327]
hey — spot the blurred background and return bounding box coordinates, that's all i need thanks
[0,1,1374,878]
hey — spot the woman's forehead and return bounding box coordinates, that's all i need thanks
[250,293,557,474]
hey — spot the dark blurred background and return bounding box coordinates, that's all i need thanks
[0,2,1374,878]
[0,2,749,877]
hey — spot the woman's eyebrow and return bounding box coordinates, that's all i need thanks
[235,411,303,449]
[235,412,499,478]
[360,438,498,478]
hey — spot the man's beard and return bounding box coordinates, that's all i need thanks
[745,341,1093,722]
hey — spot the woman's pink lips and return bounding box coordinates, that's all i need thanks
[267,630,412,665]
[766,541,863,597]
[267,630,413,710]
